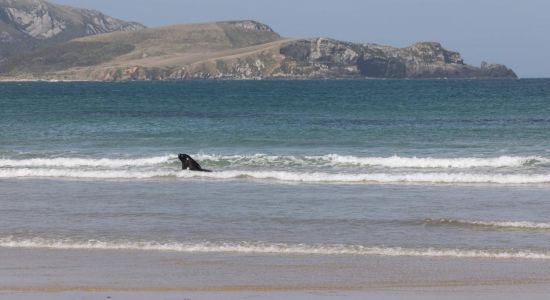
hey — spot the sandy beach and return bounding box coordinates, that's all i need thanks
[3,288,550,300]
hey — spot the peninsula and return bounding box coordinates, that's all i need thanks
[0,0,517,80]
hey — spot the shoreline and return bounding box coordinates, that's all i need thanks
[3,279,550,292]
[0,77,536,83]
[2,248,550,293]
[3,285,550,300]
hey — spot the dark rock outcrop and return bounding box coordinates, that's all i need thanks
[479,61,517,78]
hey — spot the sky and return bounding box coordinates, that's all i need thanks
[54,0,549,78]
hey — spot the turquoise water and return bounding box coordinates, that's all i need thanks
[1,80,549,156]
[1,80,550,259]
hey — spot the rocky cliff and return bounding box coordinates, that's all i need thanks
[0,0,145,59]
[0,3,517,81]
[273,39,516,79]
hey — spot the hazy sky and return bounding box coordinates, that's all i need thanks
[54,0,549,78]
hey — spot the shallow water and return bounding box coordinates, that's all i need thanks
[1,80,550,259]
[1,179,550,259]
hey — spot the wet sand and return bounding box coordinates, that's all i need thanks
[3,287,550,300]
[1,248,550,299]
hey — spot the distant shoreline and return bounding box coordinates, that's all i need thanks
[0,77,530,83]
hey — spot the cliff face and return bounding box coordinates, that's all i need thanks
[255,39,516,79]
[0,0,145,59]
[71,38,515,81]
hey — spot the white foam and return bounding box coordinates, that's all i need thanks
[0,155,173,168]
[0,154,546,169]
[0,168,174,179]
[0,237,548,260]
[198,153,548,168]
[178,170,550,184]
[426,219,550,229]
[2,168,550,184]
[319,154,547,168]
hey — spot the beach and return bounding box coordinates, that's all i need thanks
[2,248,550,299]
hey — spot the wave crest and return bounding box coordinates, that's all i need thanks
[1,153,549,184]
[1,237,548,260]
[197,154,548,169]
[2,168,550,184]
[425,219,550,230]
[0,155,173,168]
[3,154,544,169]
[320,154,547,168]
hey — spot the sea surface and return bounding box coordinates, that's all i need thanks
[1,79,550,261]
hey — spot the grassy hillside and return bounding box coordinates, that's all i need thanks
[0,20,283,75]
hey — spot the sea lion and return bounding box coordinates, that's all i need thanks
[178,154,211,172]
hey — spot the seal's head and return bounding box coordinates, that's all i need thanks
[178,153,190,162]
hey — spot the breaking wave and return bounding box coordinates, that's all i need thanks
[0,237,548,260]
[1,154,546,169]
[0,155,174,168]
[424,219,550,230]
[1,153,548,184]
[1,168,550,184]
[311,154,547,168]
[196,154,548,168]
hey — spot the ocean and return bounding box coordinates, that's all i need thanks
[1,79,550,264]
